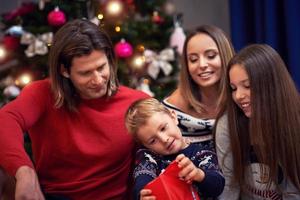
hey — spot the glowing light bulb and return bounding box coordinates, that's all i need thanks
[16,74,32,86]
[115,26,121,32]
[0,46,7,59]
[21,75,31,85]
[97,14,104,20]
[132,55,145,69]
[137,44,145,52]
[107,0,123,16]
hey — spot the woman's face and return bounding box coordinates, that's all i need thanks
[229,64,251,118]
[186,33,222,90]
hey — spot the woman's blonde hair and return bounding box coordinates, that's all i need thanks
[179,25,235,114]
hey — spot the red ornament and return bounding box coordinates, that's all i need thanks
[114,39,133,58]
[152,11,164,24]
[47,7,66,27]
[125,0,134,4]
[3,35,20,51]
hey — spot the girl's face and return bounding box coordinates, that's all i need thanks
[136,111,187,155]
[229,64,251,118]
[187,33,222,90]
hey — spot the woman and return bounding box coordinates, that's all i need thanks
[163,25,235,152]
[216,44,300,199]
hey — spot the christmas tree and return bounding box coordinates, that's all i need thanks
[0,0,186,106]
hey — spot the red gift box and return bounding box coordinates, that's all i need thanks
[144,161,200,200]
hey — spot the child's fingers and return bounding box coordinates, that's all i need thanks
[140,188,151,194]
[140,189,156,200]
[177,156,191,168]
[141,196,156,200]
[175,154,185,163]
[178,162,194,178]
[183,167,198,181]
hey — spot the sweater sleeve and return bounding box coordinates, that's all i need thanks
[192,147,225,198]
[215,113,240,200]
[0,81,49,176]
[194,169,225,197]
[132,150,158,200]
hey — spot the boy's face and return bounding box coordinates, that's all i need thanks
[136,111,188,155]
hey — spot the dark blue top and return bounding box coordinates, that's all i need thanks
[133,143,225,200]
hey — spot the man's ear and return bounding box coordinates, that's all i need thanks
[60,64,70,78]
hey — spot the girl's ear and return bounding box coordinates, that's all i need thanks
[60,64,70,78]
[170,110,179,125]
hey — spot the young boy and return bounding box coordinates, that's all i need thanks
[125,98,225,200]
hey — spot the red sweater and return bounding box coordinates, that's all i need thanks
[0,79,148,199]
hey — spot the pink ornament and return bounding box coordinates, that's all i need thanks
[47,7,66,27]
[114,39,133,58]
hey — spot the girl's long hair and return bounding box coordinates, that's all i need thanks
[226,44,300,190]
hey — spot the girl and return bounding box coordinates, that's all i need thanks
[216,44,300,199]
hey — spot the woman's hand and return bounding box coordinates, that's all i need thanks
[176,154,205,183]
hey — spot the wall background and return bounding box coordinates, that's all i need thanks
[173,0,230,35]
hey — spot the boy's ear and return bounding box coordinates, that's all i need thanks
[170,110,178,125]
[60,64,70,78]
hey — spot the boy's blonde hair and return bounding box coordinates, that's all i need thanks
[125,98,172,139]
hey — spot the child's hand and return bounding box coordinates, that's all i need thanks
[140,189,156,200]
[176,154,205,183]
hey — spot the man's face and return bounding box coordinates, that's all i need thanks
[62,50,110,99]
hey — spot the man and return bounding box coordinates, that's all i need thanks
[0,19,148,200]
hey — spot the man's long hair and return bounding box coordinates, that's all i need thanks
[49,19,119,112]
